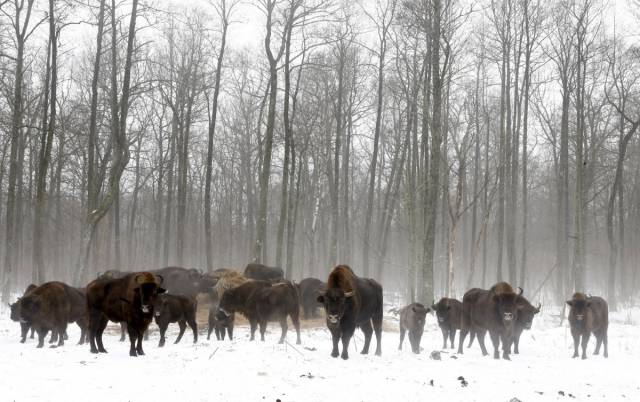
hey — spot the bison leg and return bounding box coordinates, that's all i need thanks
[593,330,603,355]
[330,328,340,358]
[49,329,58,344]
[580,333,590,360]
[188,317,198,344]
[360,321,373,354]
[571,330,580,358]
[249,320,257,341]
[372,313,382,356]
[96,316,109,353]
[207,311,214,340]
[175,320,187,344]
[259,320,267,342]
[36,327,46,348]
[341,327,356,360]
[440,328,448,349]
[77,320,87,345]
[291,312,301,345]
[449,329,456,349]
[489,331,500,359]
[88,310,100,353]
[477,331,489,356]
[399,326,406,351]
[278,317,288,344]
[127,326,138,357]
[20,322,29,343]
[500,334,511,360]
[467,331,475,348]
[30,326,35,339]
[513,332,521,354]
[457,328,468,354]
[603,330,608,358]
[158,322,168,347]
[136,329,145,356]
[119,322,127,342]
[215,326,222,340]
[56,322,67,347]
[227,323,234,340]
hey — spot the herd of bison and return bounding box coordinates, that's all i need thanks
[7,264,609,361]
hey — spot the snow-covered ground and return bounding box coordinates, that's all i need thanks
[0,302,638,402]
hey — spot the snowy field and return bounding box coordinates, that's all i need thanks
[0,301,638,402]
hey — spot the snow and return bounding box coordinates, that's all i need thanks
[0,302,638,402]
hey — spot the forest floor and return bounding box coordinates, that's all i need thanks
[0,300,638,402]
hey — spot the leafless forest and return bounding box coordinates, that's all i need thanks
[0,0,639,308]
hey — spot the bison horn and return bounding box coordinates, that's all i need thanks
[344,291,354,298]
[536,302,542,312]
[517,287,523,296]
[155,274,164,285]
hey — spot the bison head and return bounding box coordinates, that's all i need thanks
[411,304,429,328]
[9,300,23,322]
[16,295,40,323]
[431,300,452,324]
[317,287,353,327]
[517,299,541,330]
[566,296,590,326]
[134,273,166,314]
[493,287,522,328]
[216,286,241,319]
[153,295,170,318]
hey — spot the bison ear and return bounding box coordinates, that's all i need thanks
[157,287,167,294]
[535,303,542,313]
[566,300,573,307]
[344,291,354,298]
[316,294,325,303]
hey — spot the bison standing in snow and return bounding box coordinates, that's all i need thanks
[86,272,165,356]
[154,294,198,347]
[216,280,301,344]
[316,265,383,360]
[431,297,463,350]
[9,283,38,343]
[398,303,429,354]
[509,295,540,354]
[567,293,608,359]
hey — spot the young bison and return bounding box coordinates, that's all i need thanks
[431,297,462,349]
[398,303,429,354]
[154,294,198,347]
[16,282,73,348]
[567,293,608,359]
[208,305,234,341]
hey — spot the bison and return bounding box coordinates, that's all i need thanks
[297,277,325,319]
[153,294,198,347]
[567,293,608,359]
[431,297,462,349]
[14,282,75,348]
[398,303,429,354]
[509,296,540,354]
[9,283,38,343]
[86,272,165,356]
[151,266,216,298]
[458,282,523,360]
[217,280,301,344]
[208,305,234,341]
[317,265,383,360]
[243,263,284,282]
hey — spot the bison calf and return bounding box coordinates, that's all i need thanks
[398,303,429,354]
[154,294,198,347]
[567,293,608,359]
[208,305,234,341]
[431,297,462,349]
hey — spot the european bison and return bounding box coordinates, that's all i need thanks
[567,293,608,359]
[208,305,234,341]
[15,282,74,348]
[151,266,216,298]
[510,296,540,354]
[458,282,523,360]
[243,263,284,282]
[317,265,383,360]
[9,283,37,343]
[217,280,301,344]
[154,294,198,347]
[431,297,462,349]
[86,272,165,356]
[297,277,325,319]
[398,303,429,354]
[96,270,129,341]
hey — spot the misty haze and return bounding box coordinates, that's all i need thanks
[0,0,639,400]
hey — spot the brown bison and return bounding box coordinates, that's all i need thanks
[567,293,608,359]
[151,266,216,298]
[243,263,284,282]
[217,280,301,344]
[208,305,234,341]
[510,296,540,354]
[9,283,38,343]
[398,303,429,354]
[317,265,383,360]
[431,297,462,349]
[153,294,198,347]
[14,282,75,348]
[96,270,129,341]
[297,277,325,319]
[86,272,165,356]
[458,282,523,360]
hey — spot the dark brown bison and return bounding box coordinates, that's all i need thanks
[243,263,284,282]
[398,303,429,354]
[458,282,523,360]
[208,305,234,341]
[9,283,38,343]
[510,296,540,354]
[431,297,462,349]
[153,294,198,347]
[317,265,383,360]
[96,270,129,341]
[217,280,301,344]
[86,272,166,356]
[14,282,75,348]
[297,277,325,319]
[567,293,608,359]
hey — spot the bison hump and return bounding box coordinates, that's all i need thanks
[327,265,356,292]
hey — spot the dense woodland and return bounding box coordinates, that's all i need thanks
[0,0,639,309]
